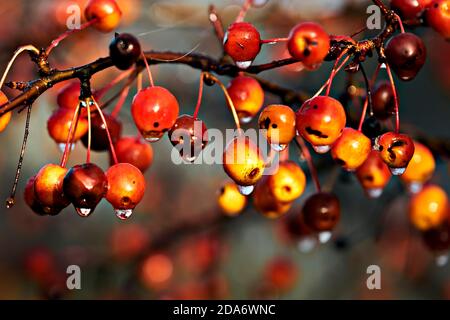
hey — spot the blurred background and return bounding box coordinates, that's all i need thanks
[0,0,449,299]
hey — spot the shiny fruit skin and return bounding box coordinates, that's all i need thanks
[223,22,261,64]
[63,163,108,214]
[168,115,208,162]
[391,0,432,20]
[109,33,141,70]
[356,150,392,195]
[253,178,292,219]
[375,132,415,171]
[267,161,306,204]
[302,192,340,232]
[296,96,346,149]
[426,0,450,39]
[84,0,122,33]
[114,136,153,172]
[131,86,179,142]
[400,141,435,186]
[0,91,11,133]
[258,104,296,146]
[105,163,146,210]
[372,81,395,120]
[81,113,122,151]
[385,32,427,81]
[34,164,70,213]
[24,176,60,216]
[57,82,80,110]
[227,75,264,123]
[287,22,330,67]
[47,108,89,143]
[409,184,448,231]
[331,128,372,171]
[223,137,265,187]
[217,182,247,216]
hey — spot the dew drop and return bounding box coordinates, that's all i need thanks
[76,207,92,217]
[367,188,383,199]
[235,60,252,69]
[251,0,269,7]
[312,145,331,154]
[407,182,423,194]
[297,236,317,253]
[389,167,406,175]
[238,185,254,195]
[239,116,253,124]
[143,136,161,142]
[5,197,15,209]
[318,231,332,244]
[380,63,387,69]
[435,254,448,267]
[270,143,287,152]
[115,208,133,220]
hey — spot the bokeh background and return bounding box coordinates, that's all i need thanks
[0,0,449,299]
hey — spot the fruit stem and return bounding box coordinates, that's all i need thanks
[260,37,289,44]
[60,103,81,167]
[95,69,133,100]
[0,45,40,90]
[137,72,143,92]
[295,136,321,192]
[358,99,369,132]
[206,73,241,130]
[45,19,97,56]
[92,97,118,164]
[6,105,32,209]
[193,72,205,118]
[312,53,350,98]
[235,0,252,23]
[357,62,374,131]
[385,63,400,133]
[86,99,92,163]
[141,51,155,87]
[325,49,350,96]
[393,13,405,33]
[280,147,289,162]
[111,84,130,118]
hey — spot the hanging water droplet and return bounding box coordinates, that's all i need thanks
[297,236,317,253]
[238,185,254,195]
[76,207,92,217]
[58,143,75,153]
[235,60,252,69]
[239,116,253,124]
[380,63,387,69]
[318,231,332,244]
[143,136,161,142]
[389,167,406,175]
[5,197,15,209]
[251,0,269,7]
[407,182,423,194]
[435,254,449,267]
[367,188,383,199]
[312,145,330,154]
[115,208,133,220]
[270,143,287,152]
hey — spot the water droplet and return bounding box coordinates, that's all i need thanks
[115,208,133,220]
[5,197,15,209]
[58,143,75,153]
[367,188,383,199]
[270,143,287,152]
[435,254,448,267]
[312,145,331,154]
[297,237,317,253]
[143,136,161,142]
[251,0,269,7]
[238,185,254,195]
[239,116,253,124]
[318,231,332,243]
[76,207,92,217]
[235,60,252,69]
[407,182,423,194]
[389,167,406,175]
[380,63,387,69]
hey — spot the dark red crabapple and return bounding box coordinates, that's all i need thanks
[223,22,261,68]
[109,33,141,70]
[114,136,154,173]
[81,113,122,152]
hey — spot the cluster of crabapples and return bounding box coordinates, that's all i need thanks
[0,0,448,247]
